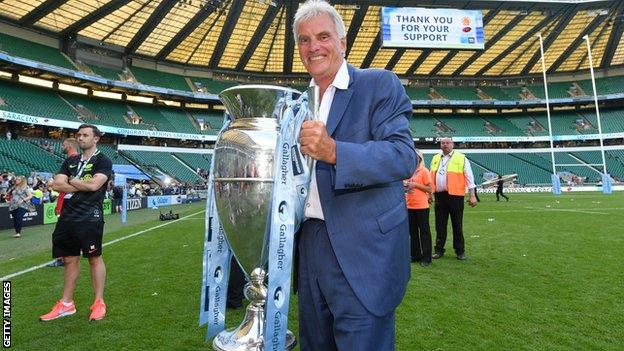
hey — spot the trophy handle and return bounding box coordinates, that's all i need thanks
[305,86,320,170]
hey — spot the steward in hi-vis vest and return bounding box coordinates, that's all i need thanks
[430,151,467,196]
[430,138,477,261]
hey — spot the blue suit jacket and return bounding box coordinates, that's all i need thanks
[313,64,416,317]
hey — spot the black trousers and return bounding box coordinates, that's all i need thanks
[227,255,246,308]
[434,192,465,255]
[408,208,432,263]
[496,188,508,201]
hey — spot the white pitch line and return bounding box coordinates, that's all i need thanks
[522,206,607,215]
[0,209,205,281]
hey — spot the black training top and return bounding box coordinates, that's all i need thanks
[58,150,112,222]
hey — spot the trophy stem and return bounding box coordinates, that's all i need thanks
[213,269,296,351]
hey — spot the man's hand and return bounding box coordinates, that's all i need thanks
[468,195,478,207]
[300,120,337,165]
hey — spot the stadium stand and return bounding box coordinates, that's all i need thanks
[436,87,477,100]
[404,86,430,100]
[0,32,75,70]
[469,153,553,185]
[190,111,225,133]
[61,93,150,130]
[174,153,212,172]
[87,64,121,81]
[130,66,191,91]
[158,109,201,134]
[189,77,237,94]
[437,115,489,136]
[0,139,63,173]
[121,150,203,183]
[0,80,79,122]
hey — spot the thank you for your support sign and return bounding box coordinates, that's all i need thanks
[381,7,484,49]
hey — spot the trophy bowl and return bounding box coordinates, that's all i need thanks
[212,85,302,351]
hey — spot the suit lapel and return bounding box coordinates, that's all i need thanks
[326,65,355,136]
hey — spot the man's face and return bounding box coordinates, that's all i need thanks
[297,13,346,86]
[76,127,98,151]
[440,139,454,155]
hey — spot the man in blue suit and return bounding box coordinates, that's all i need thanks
[295,1,417,350]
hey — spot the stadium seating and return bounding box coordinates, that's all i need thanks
[409,115,439,137]
[578,76,624,96]
[435,87,477,100]
[0,139,63,174]
[468,153,553,185]
[130,67,191,91]
[189,77,237,95]
[404,86,430,100]
[572,150,624,181]
[130,104,179,132]
[87,64,121,81]
[61,93,149,130]
[0,33,76,70]
[121,150,203,183]
[190,111,225,133]
[586,109,624,134]
[504,115,549,136]
[436,115,489,136]
[478,87,513,100]
[158,109,201,134]
[174,152,212,172]
[0,80,80,122]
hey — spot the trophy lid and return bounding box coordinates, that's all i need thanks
[219,85,302,121]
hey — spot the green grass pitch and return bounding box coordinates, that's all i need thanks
[1,193,622,350]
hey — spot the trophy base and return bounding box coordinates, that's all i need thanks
[213,304,296,351]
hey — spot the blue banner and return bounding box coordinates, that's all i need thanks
[147,195,171,208]
[601,173,612,194]
[200,119,232,339]
[551,174,562,195]
[263,91,311,351]
[114,174,128,223]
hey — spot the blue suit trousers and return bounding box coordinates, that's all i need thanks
[297,219,395,351]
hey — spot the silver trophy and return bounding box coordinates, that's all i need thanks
[211,85,316,351]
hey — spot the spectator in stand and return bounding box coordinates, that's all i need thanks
[31,185,43,205]
[42,186,51,203]
[8,176,32,238]
[6,130,11,140]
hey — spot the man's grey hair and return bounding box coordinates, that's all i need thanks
[293,0,347,42]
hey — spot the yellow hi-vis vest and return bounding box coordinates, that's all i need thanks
[430,151,467,196]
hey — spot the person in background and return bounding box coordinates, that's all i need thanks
[496,174,509,202]
[48,138,80,268]
[40,124,112,322]
[430,138,477,261]
[8,176,32,238]
[404,150,433,267]
[31,185,43,205]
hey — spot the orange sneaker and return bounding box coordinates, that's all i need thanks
[39,300,76,321]
[89,299,106,321]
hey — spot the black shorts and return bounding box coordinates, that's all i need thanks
[112,198,122,208]
[52,220,104,258]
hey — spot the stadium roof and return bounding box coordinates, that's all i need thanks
[0,0,623,79]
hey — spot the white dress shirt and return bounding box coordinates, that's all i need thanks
[304,60,350,220]
[434,150,476,193]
